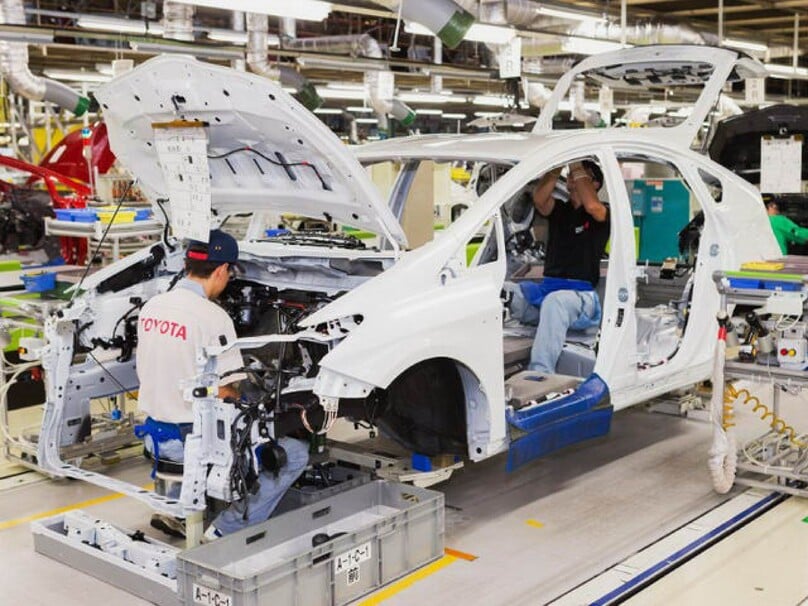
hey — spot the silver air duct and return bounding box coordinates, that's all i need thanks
[162,1,195,41]
[245,12,322,110]
[0,0,90,115]
[371,0,474,49]
[284,34,416,130]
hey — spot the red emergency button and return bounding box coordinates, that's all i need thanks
[781,348,788,356]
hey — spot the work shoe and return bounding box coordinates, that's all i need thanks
[150,513,185,539]
[201,525,222,544]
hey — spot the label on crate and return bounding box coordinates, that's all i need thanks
[334,541,371,579]
[192,583,232,606]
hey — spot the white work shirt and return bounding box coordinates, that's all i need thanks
[136,279,245,423]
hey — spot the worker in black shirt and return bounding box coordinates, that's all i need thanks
[508,160,609,374]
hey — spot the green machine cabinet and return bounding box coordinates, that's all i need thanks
[628,179,691,263]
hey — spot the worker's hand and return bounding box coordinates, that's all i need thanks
[568,162,591,183]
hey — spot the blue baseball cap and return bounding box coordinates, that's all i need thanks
[186,229,241,267]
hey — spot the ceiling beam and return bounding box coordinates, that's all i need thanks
[722,15,804,25]
[669,4,784,17]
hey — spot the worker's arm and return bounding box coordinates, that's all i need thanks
[568,162,608,223]
[532,167,563,217]
[787,219,808,245]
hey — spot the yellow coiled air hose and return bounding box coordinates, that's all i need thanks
[724,383,807,449]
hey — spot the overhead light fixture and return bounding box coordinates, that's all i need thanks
[415,108,443,115]
[129,40,243,59]
[466,24,516,45]
[557,100,601,112]
[397,91,465,104]
[346,106,374,113]
[765,63,808,78]
[473,111,501,118]
[442,113,467,119]
[723,38,768,53]
[43,69,112,83]
[207,28,279,46]
[169,0,332,22]
[406,21,516,45]
[313,108,343,114]
[473,95,511,107]
[535,5,606,23]
[562,37,627,55]
[318,89,368,100]
[0,29,53,44]
[77,15,164,35]
[355,118,379,124]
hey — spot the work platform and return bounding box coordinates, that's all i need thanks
[3,404,806,605]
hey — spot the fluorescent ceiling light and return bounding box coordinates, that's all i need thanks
[43,69,112,83]
[406,21,515,45]
[0,29,53,44]
[346,106,374,113]
[170,0,331,21]
[562,37,627,55]
[442,113,467,119]
[318,89,368,100]
[129,40,243,59]
[723,38,768,53]
[557,101,601,111]
[356,118,378,124]
[473,95,511,107]
[474,111,501,118]
[535,5,606,23]
[313,108,343,114]
[765,63,808,76]
[415,108,443,115]
[207,28,279,46]
[398,91,465,104]
[466,24,516,45]
[77,15,163,35]
[325,83,365,91]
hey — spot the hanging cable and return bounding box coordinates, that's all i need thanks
[69,180,135,303]
[207,147,330,191]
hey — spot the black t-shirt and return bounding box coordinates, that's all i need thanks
[542,200,610,287]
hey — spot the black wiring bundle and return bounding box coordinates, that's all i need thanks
[207,147,331,191]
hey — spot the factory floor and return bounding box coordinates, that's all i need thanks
[2,393,808,606]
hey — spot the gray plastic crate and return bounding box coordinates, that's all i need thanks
[177,480,444,606]
[273,464,372,516]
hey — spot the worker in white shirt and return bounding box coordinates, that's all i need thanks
[135,229,308,540]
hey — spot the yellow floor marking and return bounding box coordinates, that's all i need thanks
[357,554,459,605]
[526,519,544,529]
[443,547,478,561]
[0,483,154,532]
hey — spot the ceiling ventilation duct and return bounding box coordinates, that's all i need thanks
[370,0,474,49]
[0,0,91,115]
[245,12,322,110]
[284,34,416,132]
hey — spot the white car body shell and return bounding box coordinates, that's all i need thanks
[25,45,779,514]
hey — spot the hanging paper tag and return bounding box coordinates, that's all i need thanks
[152,120,212,242]
[745,78,765,105]
[499,37,522,79]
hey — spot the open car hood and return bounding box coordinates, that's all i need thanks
[709,104,808,184]
[95,55,407,246]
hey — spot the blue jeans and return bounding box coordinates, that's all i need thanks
[509,285,601,374]
[145,435,309,535]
